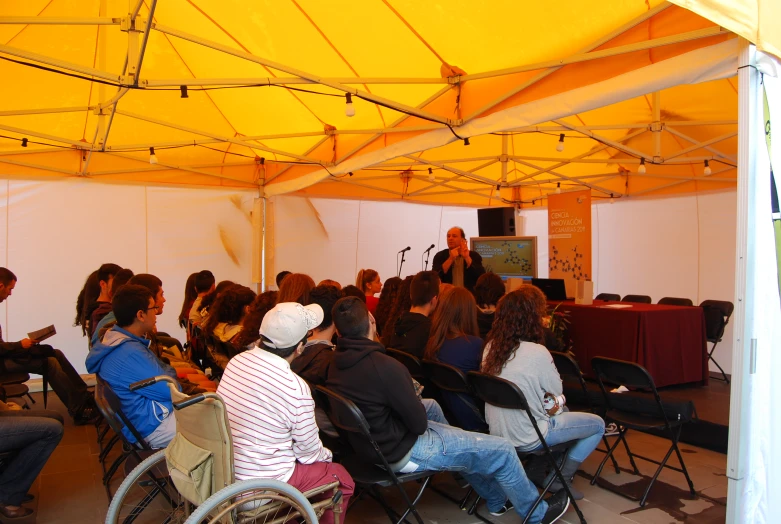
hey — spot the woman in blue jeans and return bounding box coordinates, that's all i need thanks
[482,286,604,500]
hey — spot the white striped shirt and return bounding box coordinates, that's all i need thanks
[217,348,332,482]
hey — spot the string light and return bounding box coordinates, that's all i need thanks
[703,160,712,175]
[463,137,470,146]
[21,138,28,147]
[555,182,561,194]
[638,158,646,174]
[610,193,615,204]
[556,133,565,152]
[345,93,355,117]
[428,167,435,182]
[180,85,188,98]
[149,147,158,165]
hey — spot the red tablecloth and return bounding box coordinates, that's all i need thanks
[550,300,709,387]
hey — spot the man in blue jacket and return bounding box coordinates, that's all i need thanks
[86,284,179,448]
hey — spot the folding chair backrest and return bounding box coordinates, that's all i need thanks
[622,294,652,304]
[421,360,470,394]
[95,376,151,449]
[658,297,693,306]
[386,348,425,381]
[699,300,734,342]
[467,371,529,411]
[167,384,235,493]
[595,293,620,301]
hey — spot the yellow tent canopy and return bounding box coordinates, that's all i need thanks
[0,0,768,206]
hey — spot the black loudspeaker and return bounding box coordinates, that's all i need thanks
[477,207,516,236]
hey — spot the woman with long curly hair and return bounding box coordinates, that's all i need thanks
[424,287,486,431]
[234,290,279,349]
[380,275,413,345]
[373,276,401,337]
[276,273,315,305]
[482,285,603,500]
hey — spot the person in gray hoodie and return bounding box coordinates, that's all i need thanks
[86,285,180,448]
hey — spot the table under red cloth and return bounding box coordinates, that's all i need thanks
[550,300,709,387]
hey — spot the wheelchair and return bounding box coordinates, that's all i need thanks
[105,375,343,524]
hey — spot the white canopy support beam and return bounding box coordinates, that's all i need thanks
[325,177,405,197]
[407,159,499,196]
[0,106,92,117]
[0,17,120,25]
[553,119,648,159]
[101,151,259,185]
[264,136,332,184]
[0,122,87,149]
[402,155,497,185]
[132,0,157,83]
[652,91,662,162]
[662,131,738,160]
[508,154,734,165]
[0,157,80,175]
[628,166,734,196]
[0,147,65,156]
[0,43,121,83]
[145,77,447,86]
[408,175,494,199]
[664,125,737,162]
[512,156,622,196]
[153,24,458,126]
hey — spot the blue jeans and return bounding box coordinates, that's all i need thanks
[412,400,547,523]
[528,412,605,463]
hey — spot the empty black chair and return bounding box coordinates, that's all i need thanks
[621,294,652,304]
[595,293,620,301]
[699,300,734,383]
[549,351,619,474]
[658,297,693,306]
[316,385,435,524]
[590,357,696,507]
[468,371,587,524]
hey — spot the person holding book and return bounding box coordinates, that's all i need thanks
[0,268,97,425]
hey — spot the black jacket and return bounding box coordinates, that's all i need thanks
[291,342,334,387]
[382,312,431,359]
[326,336,427,463]
[432,248,486,291]
[477,310,495,339]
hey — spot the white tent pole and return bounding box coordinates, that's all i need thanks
[132,0,157,82]
[0,122,87,148]
[726,39,760,523]
[152,24,457,126]
[0,106,91,116]
[653,91,662,162]
[0,43,120,82]
[0,17,118,25]
[501,134,509,185]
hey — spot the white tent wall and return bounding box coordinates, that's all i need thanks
[275,191,737,375]
[0,179,255,375]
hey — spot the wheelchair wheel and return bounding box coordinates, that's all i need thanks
[105,450,188,524]
[183,479,320,524]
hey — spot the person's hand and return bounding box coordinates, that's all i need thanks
[20,338,34,349]
[449,248,460,260]
[459,240,470,258]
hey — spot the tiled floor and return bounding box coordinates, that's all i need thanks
[15,393,727,523]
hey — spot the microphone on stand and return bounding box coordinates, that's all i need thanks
[397,247,411,276]
[422,244,436,270]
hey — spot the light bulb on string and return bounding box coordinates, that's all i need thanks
[555,182,561,194]
[610,193,615,204]
[638,158,646,174]
[345,93,355,117]
[703,160,711,175]
[428,168,435,182]
[149,147,158,165]
[556,133,565,152]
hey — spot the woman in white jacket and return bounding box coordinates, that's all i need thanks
[482,285,604,500]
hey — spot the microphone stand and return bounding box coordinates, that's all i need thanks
[423,248,432,270]
[398,249,407,277]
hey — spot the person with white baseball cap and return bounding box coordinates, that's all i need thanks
[217,302,354,524]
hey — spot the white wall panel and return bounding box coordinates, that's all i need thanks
[5,180,147,373]
[146,187,254,340]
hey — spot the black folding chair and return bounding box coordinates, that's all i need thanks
[315,385,435,524]
[94,376,159,501]
[595,293,620,301]
[699,300,734,383]
[549,351,619,474]
[468,371,586,524]
[621,294,652,304]
[590,357,696,507]
[385,348,425,381]
[657,297,693,306]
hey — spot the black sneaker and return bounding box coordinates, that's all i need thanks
[489,499,514,516]
[74,406,100,426]
[541,491,570,524]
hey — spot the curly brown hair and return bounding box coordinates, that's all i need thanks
[381,275,413,340]
[235,290,279,348]
[202,284,256,339]
[374,276,402,335]
[277,273,315,305]
[482,285,547,376]
[424,287,479,360]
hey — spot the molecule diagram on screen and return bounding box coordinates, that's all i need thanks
[549,244,590,280]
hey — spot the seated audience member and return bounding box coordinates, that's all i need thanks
[201,285,256,368]
[424,287,487,431]
[291,285,341,386]
[340,285,365,302]
[87,285,180,448]
[277,273,316,305]
[384,271,440,359]
[74,270,100,337]
[0,268,97,425]
[218,302,354,524]
[196,280,234,326]
[482,286,604,500]
[86,264,122,337]
[91,268,134,339]
[327,296,569,523]
[318,279,342,290]
[188,270,216,326]
[356,269,382,314]
[373,276,401,337]
[474,272,506,339]
[276,270,291,289]
[0,409,63,519]
[93,273,167,346]
[380,275,413,337]
[179,272,198,327]
[234,291,279,350]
